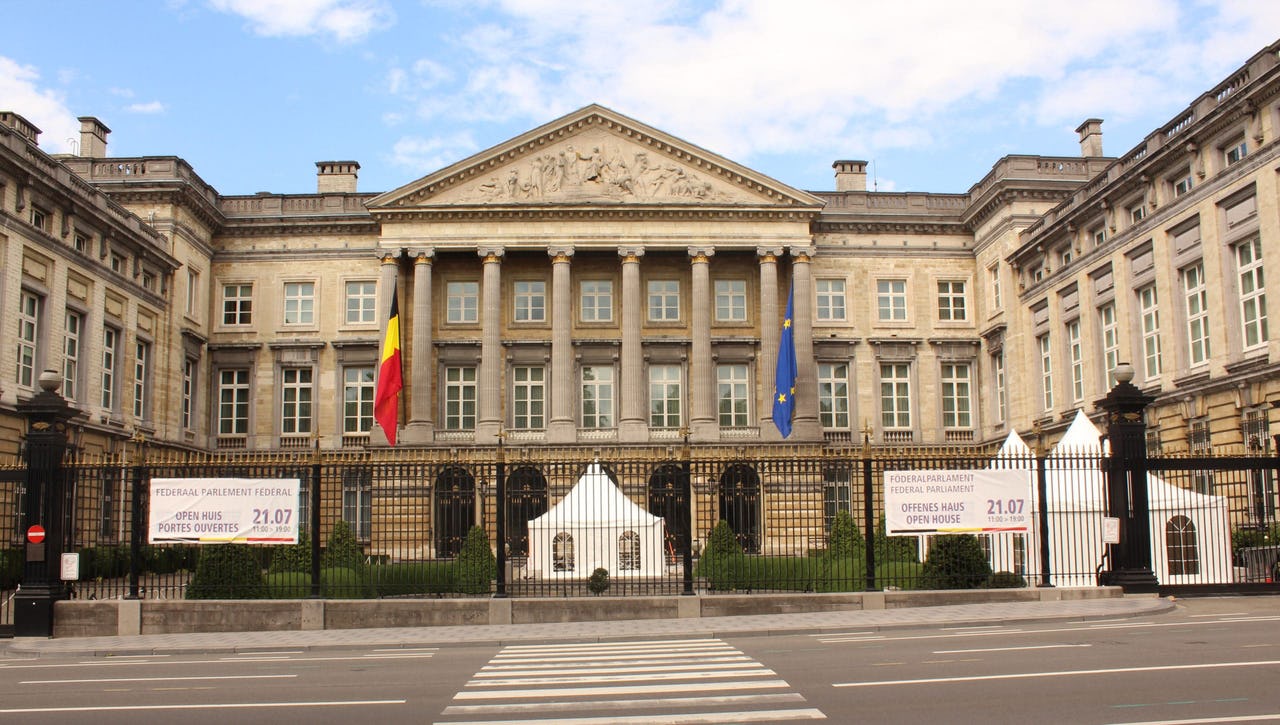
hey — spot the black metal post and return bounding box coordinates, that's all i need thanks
[1096,363,1159,593]
[309,447,322,598]
[862,432,877,591]
[494,441,507,598]
[681,439,694,596]
[14,371,79,637]
[127,435,146,600]
[1035,451,1053,587]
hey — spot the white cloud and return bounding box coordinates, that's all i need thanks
[389,131,478,173]
[126,101,167,114]
[209,0,394,42]
[0,56,79,153]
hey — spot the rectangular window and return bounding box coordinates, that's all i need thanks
[816,279,846,322]
[647,280,680,321]
[988,265,1001,311]
[714,280,747,322]
[110,253,125,275]
[994,351,1007,423]
[1100,303,1119,387]
[877,279,908,321]
[343,366,376,434]
[1225,138,1248,166]
[345,281,377,324]
[581,366,614,429]
[823,467,851,533]
[1058,248,1074,268]
[818,363,850,429]
[1139,285,1163,379]
[342,468,373,541]
[937,280,967,321]
[1173,172,1194,197]
[101,326,119,411]
[1184,263,1210,365]
[218,369,250,436]
[514,281,546,322]
[30,206,48,231]
[512,366,544,429]
[446,281,479,324]
[1092,227,1107,247]
[1067,321,1083,403]
[1039,334,1054,411]
[222,284,253,325]
[141,271,156,292]
[181,359,195,431]
[63,310,82,402]
[185,269,199,317]
[1129,203,1146,224]
[941,363,971,429]
[283,282,315,325]
[17,291,40,389]
[281,368,313,435]
[580,280,613,322]
[1237,236,1268,349]
[880,362,911,430]
[648,364,682,428]
[133,340,150,420]
[73,232,89,254]
[444,366,477,430]
[716,363,749,427]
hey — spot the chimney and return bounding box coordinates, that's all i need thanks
[1076,118,1103,157]
[832,159,868,192]
[78,116,110,157]
[316,161,360,193]
[0,111,42,145]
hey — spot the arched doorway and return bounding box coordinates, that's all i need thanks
[648,463,688,558]
[718,463,761,554]
[505,465,547,557]
[434,465,475,558]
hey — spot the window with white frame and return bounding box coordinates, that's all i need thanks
[647,280,680,321]
[1236,236,1268,349]
[580,280,613,322]
[1129,203,1147,224]
[1092,227,1107,247]
[649,364,682,428]
[342,468,373,541]
[110,253,125,275]
[1173,169,1194,197]
[1100,303,1119,387]
[283,282,315,325]
[133,339,150,420]
[880,363,911,430]
[446,281,479,323]
[818,363,850,429]
[345,281,377,324]
[1067,320,1083,403]
[218,369,250,436]
[181,359,195,431]
[1058,247,1074,268]
[1166,515,1200,576]
[221,283,253,325]
[580,366,614,429]
[1224,137,1248,166]
[343,366,375,435]
[29,206,48,231]
[816,279,846,321]
[512,366,544,429]
[716,363,750,427]
[553,531,575,572]
[823,466,852,532]
[877,280,907,321]
[618,531,641,571]
[1184,263,1210,365]
[73,232,89,254]
[141,271,156,292]
[16,290,41,389]
[281,367,313,435]
[186,269,199,317]
[714,280,747,322]
[1039,333,1054,411]
[101,326,120,411]
[514,281,546,322]
[444,366,476,430]
[937,280,966,321]
[63,310,82,402]
[988,264,1001,310]
[993,350,1006,423]
[941,363,971,429]
[1139,285,1163,379]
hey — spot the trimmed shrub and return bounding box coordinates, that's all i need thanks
[815,556,868,593]
[265,571,310,598]
[186,544,268,599]
[921,534,992,590]
[827,510,864,560]
[270,530,312,574]
[454,526,496,595]
[322,520,364,571]
[988,571,1027,588]
[696,520,746,591]
[874,518,919,563]
[588,567,610,595]
[370,561,454,597]
[320,567,368,598]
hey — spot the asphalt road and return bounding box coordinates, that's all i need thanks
[1,597,1278,724]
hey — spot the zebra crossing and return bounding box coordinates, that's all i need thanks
[434,637,826,724]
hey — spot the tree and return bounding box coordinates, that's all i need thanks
[921,534,992,590]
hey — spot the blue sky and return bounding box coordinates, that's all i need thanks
[2,1,1277,196]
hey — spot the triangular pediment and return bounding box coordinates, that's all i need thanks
[368,105,823,211]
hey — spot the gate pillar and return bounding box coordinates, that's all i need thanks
[1096,363,1159,593]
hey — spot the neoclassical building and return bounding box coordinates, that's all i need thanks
[2,40,1279,462]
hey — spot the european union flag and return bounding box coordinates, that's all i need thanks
[772,287,798,438]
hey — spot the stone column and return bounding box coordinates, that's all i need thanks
[547,247,576,443]
[371,252,400,446]
[402,249,435,444]
[757,248,783,438]
[688,247,718,441]
[618,247,647,442]
[476,247,504,443]
[789,247,822,440]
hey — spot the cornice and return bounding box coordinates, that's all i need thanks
[370,206,820,223]
[812,219,969,235]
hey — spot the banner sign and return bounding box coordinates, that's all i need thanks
[885,469,1032,535]
[149,478,300,544]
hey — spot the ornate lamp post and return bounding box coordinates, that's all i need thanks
[1096,362,1159,593]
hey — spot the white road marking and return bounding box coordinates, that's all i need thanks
[467,667,776,686]
[0,699,406,714]
[441,692,807,715]
[1109,714,1280,724]
[932,644,1092,654]
[434,707,827,724]
[481,655,750,670]
[834,658,1280,688]
[454,679,793,700]
[501,638,722,651]
[20,674,297,685]
[473,661,765,677]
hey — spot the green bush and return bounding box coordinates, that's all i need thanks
[696,520,746,591]
[322,520,364,570]
[876,560,925,589]
[142,545,199,574]
[265,571,310,598]
[874,518,919,563]
[454,526,496,595]
[320,566,369,598]
[987,571,1027,588]
[369,561,454,597]
[826,510,864,560]
[588,567,610,595]
[922,534,992,590]
[186,544,268,599]
[270,530,313,574]
[815,556,868,593]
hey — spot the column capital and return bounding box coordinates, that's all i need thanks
[548,246,575,263]
[757,247,785,262]
[618,246,646,262]
[687,247,715,263]
[409,248,435,263]
[789,246,816,262]
[479,247,505,264]
[378,251,401,265]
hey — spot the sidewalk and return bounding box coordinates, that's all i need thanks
[1,595,1172,658]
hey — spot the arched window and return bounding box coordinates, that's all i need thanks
[648,463,687,558]
[618,531,641,571]
[434,465,475,558]
[1166,515,1199,576]
[718,463,761,553]
[552,532,575,572]
[505,466,548,557]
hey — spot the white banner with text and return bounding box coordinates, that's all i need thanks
[149,478,300,544]
[885,469,1033,535]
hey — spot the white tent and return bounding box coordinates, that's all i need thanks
[527,463,668,578]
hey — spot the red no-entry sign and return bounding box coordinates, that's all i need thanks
[27,525,46,544]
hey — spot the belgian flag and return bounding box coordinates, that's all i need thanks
[374,285,403,446]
